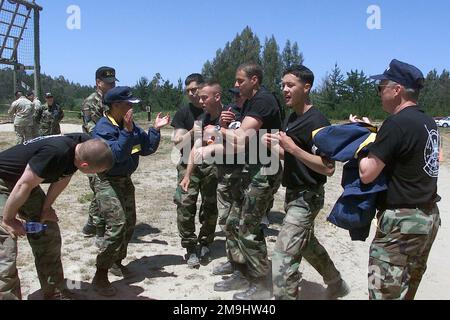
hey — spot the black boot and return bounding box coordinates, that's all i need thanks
[44,288,77,300]
[212,261,234,276]
[233,278,272,300]
[82,223,96,238]
[185,247,200,269]
[214,270,249,292]
[110,260,134,278]
[199,245,212,265]
[326,279,350,299]
[92,268,117,297]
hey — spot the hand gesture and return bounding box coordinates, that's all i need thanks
[220,109,236,128]
[124,109,134,132]
[262,133,280,149]
[154,113,171,130]
[349,114,372,125]
[1,218,26,239]
[279,132,297,154]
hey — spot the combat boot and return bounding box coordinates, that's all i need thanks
[110,260,134,278]
[92,268,117,297]
[233,278,272,300]
[186,248,200,269]
[214,270,249,292]
[199,245,212,265]
[82,223,96,238]
[44,288,77,300]
[212,261,234,276]
[326,279,350,299]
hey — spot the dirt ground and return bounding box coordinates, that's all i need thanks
[0,123,449,300]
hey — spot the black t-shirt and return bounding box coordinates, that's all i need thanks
[171,103,204,131]
[241,87,282,131]
[224,103,244,123]
[200,112,220,129]
[369,106,440,207]
[171,103,205,163]
[0,133,91,184]
[241,87,282,165]
[282,107,331,189]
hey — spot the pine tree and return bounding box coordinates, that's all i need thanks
[262,35,282,93]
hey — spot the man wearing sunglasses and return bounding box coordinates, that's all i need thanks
[352,59,441,300]
[172,74,221,269]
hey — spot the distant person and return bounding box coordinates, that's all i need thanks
[26,91,43,139]
[90,86,170,296]
[8,90,34,144]
[80,67,118,240]
[0,134,113,300]
[353,59,441,300]
[171,74,219,269]
[39,93,65,136]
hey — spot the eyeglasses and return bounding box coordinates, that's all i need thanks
[376,84,390,95]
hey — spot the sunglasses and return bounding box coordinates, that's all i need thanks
[376,84,391,94]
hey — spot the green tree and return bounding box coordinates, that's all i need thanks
[262,35,282,93]
[202,26,261,103]
[282,40,304,70]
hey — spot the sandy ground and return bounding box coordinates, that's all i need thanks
[0,123,449,300]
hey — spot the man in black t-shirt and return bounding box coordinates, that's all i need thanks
[206,63,282,300]
[171,74,219,269]
[0,134,113,300]
[354,59,441,300]
[176,81,222,268]
[263,65,349,300]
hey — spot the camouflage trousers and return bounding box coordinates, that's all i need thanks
[228,164,282,279]
[174,163,218,251]
[0,179,65,300]
[14,125,34,145]
[272,187,342,300]
[216,165,248,263]
[86,175,105,233]
[369,205,441,300]
[93,174,136,270]
[33,122,40,138]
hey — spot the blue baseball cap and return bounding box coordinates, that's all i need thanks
[370,59,425,89]
[104,86,141,105]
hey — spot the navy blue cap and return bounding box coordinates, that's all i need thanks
[370,59,425,89]
[228,88,240,95]
[104,86,141,105]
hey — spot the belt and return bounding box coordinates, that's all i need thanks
[383,203,436,212]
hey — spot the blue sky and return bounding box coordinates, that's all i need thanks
[37,0,450,87]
